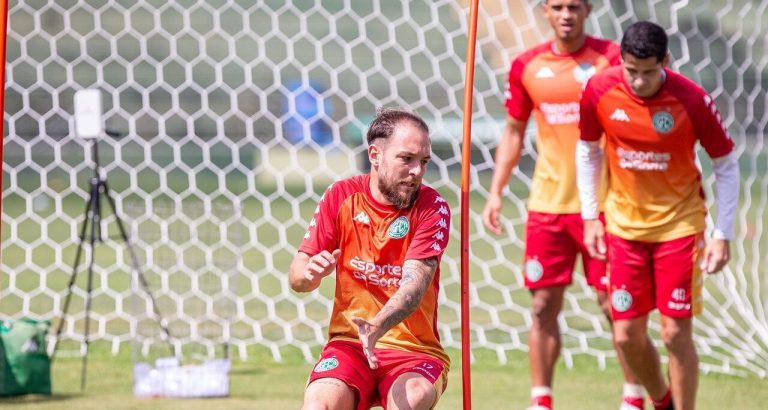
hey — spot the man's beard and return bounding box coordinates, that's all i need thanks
[379,178,419,210]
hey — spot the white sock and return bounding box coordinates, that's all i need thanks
[531,386,553,398]
[623,383,645,398]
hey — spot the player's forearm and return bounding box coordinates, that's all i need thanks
[576,140,603,220]
[489,120,525,196]
[288,252,322,292]
[712,150,740,240]
[369,258,437,337]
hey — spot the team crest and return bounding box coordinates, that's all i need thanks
[313,357,339,372]
[652,111,674,133]
[387,216,410,239]
[612,289,633,312]
[573,62,597,83]
[525,259,544,282]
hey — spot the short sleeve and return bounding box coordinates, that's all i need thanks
[695,93,734,159]
[298,183,340,255]
[405,191,451,261]
[505,58,533,122]
[579,77,604,141]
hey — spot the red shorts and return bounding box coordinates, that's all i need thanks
[524,211,607,291]
[607,233,704,320]
[307,340,447,410]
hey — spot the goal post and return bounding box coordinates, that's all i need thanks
[1,0,767,377]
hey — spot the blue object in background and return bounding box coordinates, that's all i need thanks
[283,80,334,146]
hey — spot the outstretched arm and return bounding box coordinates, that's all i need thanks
[352,257,438,368]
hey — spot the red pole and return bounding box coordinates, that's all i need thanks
[460,1,479,409]
[0,0,8,262]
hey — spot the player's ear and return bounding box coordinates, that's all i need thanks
[368,143,380,167]
[662,53,670,68]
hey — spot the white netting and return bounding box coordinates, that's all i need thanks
[2,0,767,375]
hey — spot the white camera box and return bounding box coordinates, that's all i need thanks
[133,356,231,398]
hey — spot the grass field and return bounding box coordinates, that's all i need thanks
[1,343,767,409]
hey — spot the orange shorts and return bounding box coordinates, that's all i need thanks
[606,233,704,320]
[307,340,447,410]
[524,211,608,291]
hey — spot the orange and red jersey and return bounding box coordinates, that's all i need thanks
[580,66,734,242]
[298,175,451,367]
[506,36,620,213]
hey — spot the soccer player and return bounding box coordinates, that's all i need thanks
[577,21,739,410]
[288,107,451,410]
[482,1,642,408]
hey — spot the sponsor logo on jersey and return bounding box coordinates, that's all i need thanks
[387,216,410,239]
[525,259,544,282]
[617,147,671,171]
[314,357,339,372]
[350,256,404,288]
[353,211,370,224]
[609,108,630,122]
[612,289,633,312]
[652,111,674,133]
[573,62,597,83]
[535,66,555,78]
[540,102,579,125]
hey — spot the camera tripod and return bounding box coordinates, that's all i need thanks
[50,137,174,391]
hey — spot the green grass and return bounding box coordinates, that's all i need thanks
[1,343,767,409]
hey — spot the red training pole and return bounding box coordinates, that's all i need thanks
[0,0,8,264]
[460,1,479,409]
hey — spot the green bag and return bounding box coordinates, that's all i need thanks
[0,319,52,396]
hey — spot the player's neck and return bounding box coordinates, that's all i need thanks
[551,36,587,55]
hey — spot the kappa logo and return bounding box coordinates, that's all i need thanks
[353,211,370,225]
[535,66,555,78]
[610,108,631,122]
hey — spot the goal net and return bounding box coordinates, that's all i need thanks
[2,0,767,376]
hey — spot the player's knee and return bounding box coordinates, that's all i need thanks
[660,321,692,350]
[613,322,644,351]
[530,290,562,327]
[387,374,437,410]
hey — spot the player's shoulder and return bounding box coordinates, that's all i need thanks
[323,174,367,200]
[415,185,449,211]
[664,69,709,100]
[585,65,623,92]
[580,36,621,66]
[513,41,553,65]
[584,36,620,54]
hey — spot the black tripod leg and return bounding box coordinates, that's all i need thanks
[80,177,101,392]
[51,179,96,362]
[100,179,176,356]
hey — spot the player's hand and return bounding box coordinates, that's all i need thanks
[701,238,730,274]
[583,219,607,260]
[304,249,342,282]
[482,194,504,235]
[351,316,381,369]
